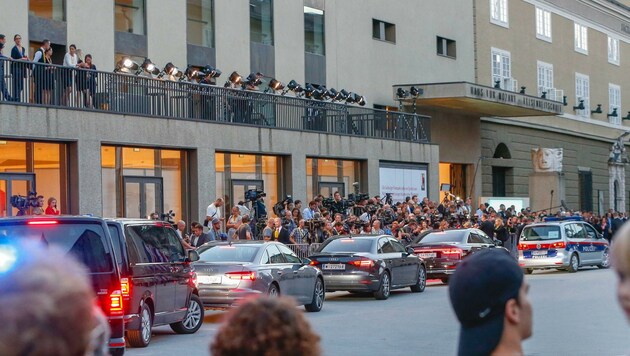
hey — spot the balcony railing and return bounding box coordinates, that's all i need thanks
[0,58,430,142]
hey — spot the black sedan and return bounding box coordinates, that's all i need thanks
[193,241,324,312]
[309,235,426,300]
[410,228,502,284]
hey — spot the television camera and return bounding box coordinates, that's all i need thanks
[10,191,40,216]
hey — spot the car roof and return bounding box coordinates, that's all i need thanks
[104,218,170,225]
[0,215,106,223]
[331,234,391,240]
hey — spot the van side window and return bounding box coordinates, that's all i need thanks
[107,224,126,271]
[126,225,185,263]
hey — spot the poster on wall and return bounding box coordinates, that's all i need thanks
[379,163,428,204]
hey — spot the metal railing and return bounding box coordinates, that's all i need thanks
[285,243,322,259]
[0,58,430,142]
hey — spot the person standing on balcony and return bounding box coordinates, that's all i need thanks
[62,44,79,106]
[77,54,97,108]
[0,36,12,101]
[32,39,50,104]
[10,34,28,102]
[42,48,56,105]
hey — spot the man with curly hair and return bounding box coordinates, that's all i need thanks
[211,297,321,356]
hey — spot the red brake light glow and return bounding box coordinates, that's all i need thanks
[109,290,123,316]
[27,220,58,225]
[348,259,374,268]
[309,260,320,266]
[120,278,130,297]
[226,271,257,281]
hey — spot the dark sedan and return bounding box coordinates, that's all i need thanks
[309,235,426,300]
[410,228,502,284]
[193,241,324,312]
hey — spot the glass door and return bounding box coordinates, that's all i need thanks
[318,182,344,198]
[0,173,36,217]
[123,176,163,219]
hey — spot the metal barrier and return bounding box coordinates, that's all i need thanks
[285,243,322,259]
[0,58,430,143]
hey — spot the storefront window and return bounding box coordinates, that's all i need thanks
[0,140,65,217]
[29,0,66,21]
[250,0,274,45]
[115,0,146,35]
[215,152,283,218]
[187,0,215,48]
[304,6,325,55]
[306,158,363,200]
[101,146,187,221]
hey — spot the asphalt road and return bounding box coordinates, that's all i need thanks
[127,267,629,356]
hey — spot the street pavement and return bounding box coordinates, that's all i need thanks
[127,267,628,356]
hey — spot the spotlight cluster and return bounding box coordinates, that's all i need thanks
[113,57,366,106]
[396,86,423,99]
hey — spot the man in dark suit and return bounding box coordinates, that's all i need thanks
[190,221,212,248]
[480,214,495,239]
[274,217,294,244]
[611,212,625,242]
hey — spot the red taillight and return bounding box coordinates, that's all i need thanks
[226,271,257,281]
[27,220,58,225]
[309,260,320,266]
[551,241,565,249]
[518,243,528,250]
[109,290,123,316]
[440,248,463,259]
[120,278,130,297]
[348,258,374,268]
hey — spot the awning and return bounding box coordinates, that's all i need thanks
[393,82,564,117]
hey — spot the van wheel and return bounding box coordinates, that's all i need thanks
[127,303,152,347]
[170,295,204,334]
[566,254,579,273]
[374,271,391,300]
[598,249,610,269]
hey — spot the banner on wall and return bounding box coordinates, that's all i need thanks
[379,163,428,204]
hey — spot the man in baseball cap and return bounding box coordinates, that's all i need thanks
[448,249,532,356]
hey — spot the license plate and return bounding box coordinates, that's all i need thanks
[418,253,437,258]
[322,263,345,270]
[198,275,221,284]
[532,250,547,256]
[531,255,547,259]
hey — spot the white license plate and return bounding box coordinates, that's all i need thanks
[532,250,547,256]
[418,253,437,258]
[198,275,222,284]
[531,255,548,259]
[322,263,346,270]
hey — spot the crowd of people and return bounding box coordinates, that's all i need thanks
[0,34,97,107]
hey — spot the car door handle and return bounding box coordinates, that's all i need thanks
[293,271,298,274]
[277,271,283,275]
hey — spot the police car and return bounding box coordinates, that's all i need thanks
[518,217,610,274]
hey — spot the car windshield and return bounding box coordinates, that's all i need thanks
[198,245,259,262]
[417,230,466,244]
[321,238,373,253]
[522,226,562,241]
[0,220,114,273]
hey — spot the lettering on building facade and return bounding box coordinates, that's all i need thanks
[468,84,563,114]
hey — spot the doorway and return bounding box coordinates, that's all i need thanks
[318,182,345,198]
[0,173,36,217]
[123,176,163,218]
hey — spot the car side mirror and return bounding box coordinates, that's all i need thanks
[187,249,200,262]
[301,257,311,265]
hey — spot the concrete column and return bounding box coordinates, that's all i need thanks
[429,145,441,201]
[273,0,305,84]
[366,158,380,197]
[215,0,250,75]
[147,0,187,68]
[194,147,216,222]
[290,153,307,202]
[66,0,115,68]
[75,138,103,215]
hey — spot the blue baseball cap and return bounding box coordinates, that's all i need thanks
[448,249,524,356]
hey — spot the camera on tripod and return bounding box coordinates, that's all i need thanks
[272,195,293,216]
[161,210,176,225]
[245,189,266,202]
[10,191,39,216]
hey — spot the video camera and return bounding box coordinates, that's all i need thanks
[272,195,293,217]
[245,189,266,202]
[161,210,176,225]
[10,191,39,216]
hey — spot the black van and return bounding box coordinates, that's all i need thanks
[105,219,204,347]
[0,216,126,356]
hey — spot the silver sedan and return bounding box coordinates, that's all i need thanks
[193,241,325,312]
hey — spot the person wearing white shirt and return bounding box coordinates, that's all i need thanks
[205,197,224,228]
[62,44,79,106]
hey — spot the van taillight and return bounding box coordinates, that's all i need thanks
[109,290,124,316]
[518,244,527,250]
[27,220,58,225]
[551,241,566,249]
[120,278,130,297]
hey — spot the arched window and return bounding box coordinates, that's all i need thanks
[493,143,512,159]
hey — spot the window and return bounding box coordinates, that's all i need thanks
[266,245,286,264]
[535,7,551,41]
[608,36,620,65]
[304,6,325,56]
[29,0,66,21]
[537,61,553,97]
[126,225,185,263]
[437,36,456,58]
[187,0,214,48]
[574,23,588,54]
[575,73,590,117]
[491,48,511,90]
[468,233,484,244]
[277,244,302,264]
[372,19,396,43]
[390,239,407,253]
[115,0,146,35]
[578,170,593,212]
[250,0,274,45]
[609,84,621,125]
[490,0,508,27]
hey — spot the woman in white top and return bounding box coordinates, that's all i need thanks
[62,44,79,106]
